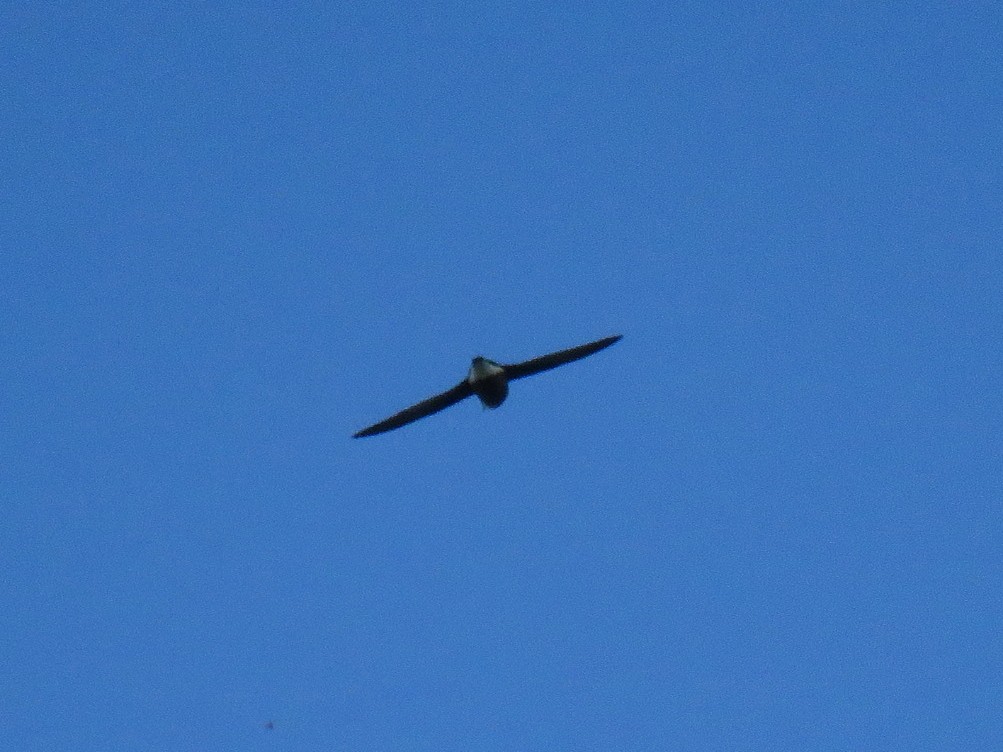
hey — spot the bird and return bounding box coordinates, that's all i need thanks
[353,334,622,438]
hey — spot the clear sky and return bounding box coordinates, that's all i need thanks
[4,2,1001,750]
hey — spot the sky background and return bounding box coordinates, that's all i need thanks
[3,2,1001,750]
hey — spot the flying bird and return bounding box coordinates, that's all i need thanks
[353,334,622,438]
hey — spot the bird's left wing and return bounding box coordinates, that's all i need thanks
[353,380,474,438]
[503,335,622,381]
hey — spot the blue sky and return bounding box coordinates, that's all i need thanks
[4,2,1001,749]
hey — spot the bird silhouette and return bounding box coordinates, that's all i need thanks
[353,334,622,438]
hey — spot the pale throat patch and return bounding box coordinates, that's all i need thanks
[468,358,504,383]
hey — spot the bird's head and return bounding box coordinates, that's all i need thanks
[469,356,504,381]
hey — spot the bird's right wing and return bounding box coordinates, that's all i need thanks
[353,380,474,438]
[503,335,622,381]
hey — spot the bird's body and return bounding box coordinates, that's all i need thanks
[353,335,621,438]
[468,357,508,408]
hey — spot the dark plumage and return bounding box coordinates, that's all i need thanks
[353,334,622,438]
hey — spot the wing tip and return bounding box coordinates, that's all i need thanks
[591,333,623,351]
[353,424,387,438]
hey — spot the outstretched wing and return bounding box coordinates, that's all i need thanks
[503,335,622,381]
[353,380,474,438]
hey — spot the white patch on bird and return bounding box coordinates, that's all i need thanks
[468,357,504,383]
